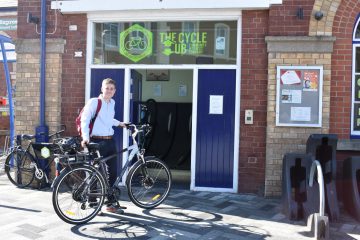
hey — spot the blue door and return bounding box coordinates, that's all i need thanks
[195,69,236,189]
[90,69,125,177]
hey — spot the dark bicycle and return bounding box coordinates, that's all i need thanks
[52,123,172,225]
[4,125,81,188]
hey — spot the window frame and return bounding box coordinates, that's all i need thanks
[351,14,360,137]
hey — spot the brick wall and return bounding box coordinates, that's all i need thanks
[17,0,86,136]
[14,39,65,135]
[262,0,346,197]
[16,0,67,136]
[309,0,341,36]
[265,48,333,196]
[330,0,360,202]
[269,0,315,36]
[239,10,269,194]
[60,14,87,136]
[330,0,360,138]
[14,0,357,196]
[18,0,63,39]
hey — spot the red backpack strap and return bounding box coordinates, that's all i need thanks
[93,98,102,120]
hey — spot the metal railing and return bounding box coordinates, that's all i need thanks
[309,160,325,217]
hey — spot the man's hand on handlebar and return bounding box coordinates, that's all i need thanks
[81,139,89,148]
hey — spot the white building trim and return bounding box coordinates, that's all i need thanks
[51,0,282,13]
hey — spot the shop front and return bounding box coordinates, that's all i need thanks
[42,0,279,194]
[85,15,241,192]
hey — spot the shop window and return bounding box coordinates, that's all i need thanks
[182,21,199,54]
[214,23,229,58]
[351,15,360,136]
[103,23,120,48]
[93,20,237,65]
[128,22,151,54]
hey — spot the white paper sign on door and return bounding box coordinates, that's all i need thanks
[209,95,223,114]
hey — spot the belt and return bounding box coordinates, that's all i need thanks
[91,136,113,140]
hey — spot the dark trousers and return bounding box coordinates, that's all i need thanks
[90,138,117,186]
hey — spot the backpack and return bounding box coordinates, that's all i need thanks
[76,98,102,136]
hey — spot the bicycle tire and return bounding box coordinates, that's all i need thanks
[4,150,35,188]
[126,157,172,209]
[52,165,106,225]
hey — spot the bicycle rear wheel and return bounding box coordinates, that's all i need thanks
[126,157,172,209]
[4,150,35,188]
[52,166,106,225]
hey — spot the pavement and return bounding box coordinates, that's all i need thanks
[0,167,359,240]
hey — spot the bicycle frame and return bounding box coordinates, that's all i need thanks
[51,123,171,224]
[65,125,148,198]
[8,128,67,185]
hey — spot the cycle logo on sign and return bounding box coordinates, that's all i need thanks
[119,24,153,62]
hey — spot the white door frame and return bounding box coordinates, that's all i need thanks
[86,10,241,192]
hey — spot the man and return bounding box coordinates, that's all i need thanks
[81,77,125,213]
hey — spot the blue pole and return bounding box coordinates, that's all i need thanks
[0,37,15,149]
[36,0,49,142]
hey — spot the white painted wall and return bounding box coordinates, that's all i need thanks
[139,69,193,103]
[52,0,283,13]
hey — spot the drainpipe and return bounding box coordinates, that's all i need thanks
[35,0,49,142]
[0,37,14,148]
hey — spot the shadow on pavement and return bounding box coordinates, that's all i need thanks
[0,204,41,213]
[70,209,271,239]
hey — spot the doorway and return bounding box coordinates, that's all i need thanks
[90,67,238,192]
[131,69,193,189]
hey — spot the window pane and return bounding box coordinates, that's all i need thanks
[354,75,360,101]
[356,47,360,73]
[92,21,237,65]
[354,103,360,131]
[356,23,360,39]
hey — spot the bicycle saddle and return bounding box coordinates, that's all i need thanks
[87,142,100,151]
[21,134,36,140]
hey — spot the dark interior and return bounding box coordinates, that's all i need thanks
[140,100,192,171]
[131,69,193,189]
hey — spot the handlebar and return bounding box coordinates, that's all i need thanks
[17,125,67,142]
[49,124,66,138]
[124,123,151,138]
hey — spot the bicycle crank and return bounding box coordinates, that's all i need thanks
[35,168,44,180]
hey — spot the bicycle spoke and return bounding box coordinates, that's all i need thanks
[128,158,171,208]
[53,166,106,224]
[5,151,35,188]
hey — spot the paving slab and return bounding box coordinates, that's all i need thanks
[0,173,359,240]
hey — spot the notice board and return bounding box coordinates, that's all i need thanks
[276,66,323,127]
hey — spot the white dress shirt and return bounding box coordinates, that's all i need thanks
[80,95,120,141]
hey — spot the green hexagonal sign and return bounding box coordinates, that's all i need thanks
[41,147,50,159]
[119,24,153,62]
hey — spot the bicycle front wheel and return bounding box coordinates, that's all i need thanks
[4,150,35,188]
[127,157,172,209]
[52,166,106,225]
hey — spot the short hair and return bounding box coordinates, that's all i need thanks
[102,78,116,88]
